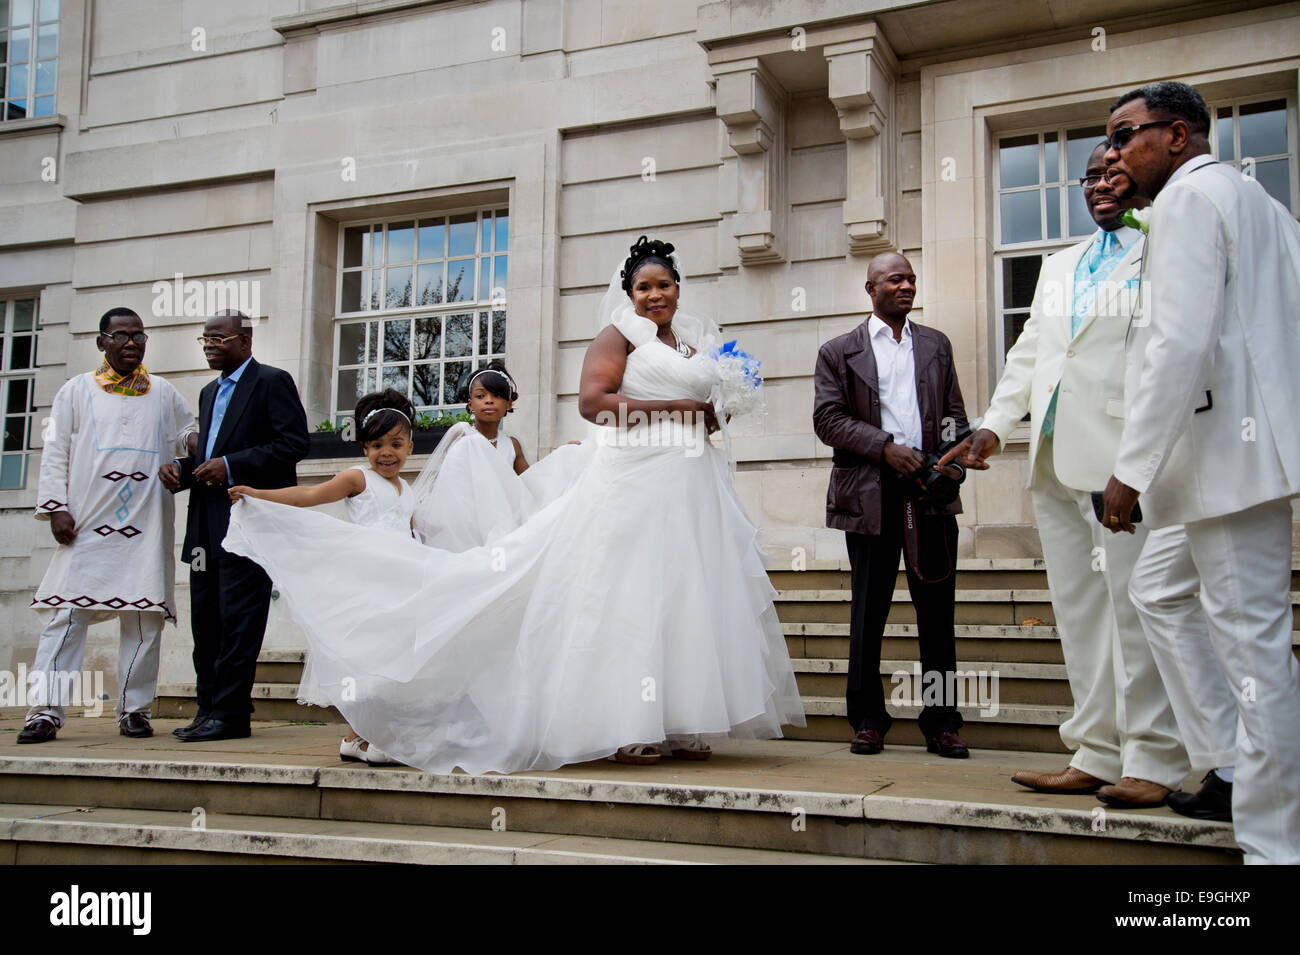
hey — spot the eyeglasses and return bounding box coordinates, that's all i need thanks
[1078,175,1108,189]
[1105,120,1175,151]
[101,331,148,346]
[196,334,243,346]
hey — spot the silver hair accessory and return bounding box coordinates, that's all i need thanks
[361,407,412,429]
[467,368,516,395]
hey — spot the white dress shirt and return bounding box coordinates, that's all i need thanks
[867,313,923,450]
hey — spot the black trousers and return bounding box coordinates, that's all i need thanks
[189,547,272,723]
[845,477,962,738]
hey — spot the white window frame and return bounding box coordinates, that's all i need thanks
[2,0,60,122]
[330,205,509,423]
[1,295,39,489]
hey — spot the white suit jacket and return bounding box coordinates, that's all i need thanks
[1115,155,1300,527]
[981,230,1144,491]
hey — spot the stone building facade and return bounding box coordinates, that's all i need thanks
[2,0,1298,682]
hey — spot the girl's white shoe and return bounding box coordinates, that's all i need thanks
[362,743,400,766]
[339,737,400,765]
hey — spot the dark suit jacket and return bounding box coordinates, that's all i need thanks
[176,358,310,561]
[813,318,969,535]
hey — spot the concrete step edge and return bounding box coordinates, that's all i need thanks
[800,696,1068,724]
[0,806,893,865]
[793,659,1068,680]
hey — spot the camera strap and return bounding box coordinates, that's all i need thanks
[901,497,955,584]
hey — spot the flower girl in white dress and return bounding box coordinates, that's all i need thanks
[224,236,804,775]
[228,389,416,766]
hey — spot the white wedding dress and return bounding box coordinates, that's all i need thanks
[224,303,805,775]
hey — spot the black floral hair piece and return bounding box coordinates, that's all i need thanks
[620,235,680,293]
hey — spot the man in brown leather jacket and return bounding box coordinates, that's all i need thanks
[812,252,971,758]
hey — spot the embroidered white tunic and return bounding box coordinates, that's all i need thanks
[32,373,196,623]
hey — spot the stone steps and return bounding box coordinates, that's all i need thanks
[0,804,889,865]
[0,721,1243,865]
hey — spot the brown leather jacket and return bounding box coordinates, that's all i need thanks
[813,318,969,535]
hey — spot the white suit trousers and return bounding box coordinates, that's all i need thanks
[1182,498,1300,865]
[1031,444,1187,786]
[1128,524,1238,772]
[26,608,163,726]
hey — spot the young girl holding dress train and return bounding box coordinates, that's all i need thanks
[228,389,417,766]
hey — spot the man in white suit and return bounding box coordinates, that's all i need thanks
[941,143,1187,805]
[1101,81,1300,864]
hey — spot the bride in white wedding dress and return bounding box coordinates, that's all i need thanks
[223,236,805,774]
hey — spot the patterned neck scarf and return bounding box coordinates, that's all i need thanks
[94,359,151,396]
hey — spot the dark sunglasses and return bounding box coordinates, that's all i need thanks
[1105,120,1175,151]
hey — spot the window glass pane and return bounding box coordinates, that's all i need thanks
[370,232,383,267]
[8,334,32,369]
[1252,157,1291,209]
[7,100,27,121]
[385,265,412,308]
[491,310,506,353]
[8,63,28,99]
[382,365,409,394]
[494,211,509,251]
[1004,313,1030,358]
[1044,133,1059,182]
[1066,126,1107,179]
[1216,106,1235,161]
[11,28,29,62]
[478,257,489,300]
[8,377,30,410]
[448,212,476,256]
[417,220,444,259]
[0,454,25,490]
[477,311,488,352]
[1045,186,1060,240]
[342,226,366,268]
[494,256,507,298]
[12,0,32,27]
[412,363,439,407]
[1067,183,1092,237]
[38,0,58,22]
[445,313,473,357]
[34,58,53,94]
[416,263,442,305]
[481,216,491,255]
[1002,256,1042,309]
[1239,100,1287,159]
[13,299,35,331]
[442,360,469,404]
[4,415,26,451]
[340,271,361,312]
[336,368,361,409]
[446,259,472,302]
[386,221,415,263]
[1000,191,1041,244]
[31,93,51,116]
[36,24,55,57]
[338,322,366,364]
[413,316,440,360]
[383,319,410,362]
[999,134,1038,188]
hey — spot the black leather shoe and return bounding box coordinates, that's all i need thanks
[850,728,885,755]
[175,718,250,743]
[173,713,210,737]
[926,731,970,759]
[17,717,58,744]
[119,713,153,738]
[1167,770,1233,821]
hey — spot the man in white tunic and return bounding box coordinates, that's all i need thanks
[19,308,196,743]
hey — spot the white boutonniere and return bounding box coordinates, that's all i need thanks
[1120,208,1152,234]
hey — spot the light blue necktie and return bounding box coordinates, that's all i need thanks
[204,375,238,461]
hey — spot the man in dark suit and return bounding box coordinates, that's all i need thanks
[813,252,971,759]
[159,310,309,741]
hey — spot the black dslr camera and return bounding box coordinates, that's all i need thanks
[893,427,971,506]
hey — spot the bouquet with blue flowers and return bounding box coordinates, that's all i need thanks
[709,340,765,420]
